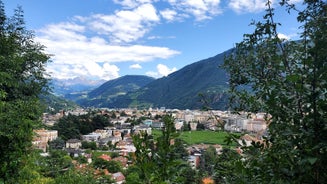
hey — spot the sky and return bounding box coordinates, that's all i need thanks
[4,0,303,81]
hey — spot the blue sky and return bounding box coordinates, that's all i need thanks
[4,0,302,81]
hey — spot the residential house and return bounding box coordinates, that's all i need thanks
[111,172,125,184]
[82,132,101,142]
[66,139,82,149]
[32,129,58,152]
[174,119,184,130]
[134,124,152,135]
[152,121,164,129]
[113,156,128,168]
[189,122,198,131]
[188,155,201,169]
[143,119,153,126]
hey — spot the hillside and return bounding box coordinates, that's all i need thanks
[76,49,231,110]
[77,75,155,107]
[40,93,78,113]
[127,49,231,109]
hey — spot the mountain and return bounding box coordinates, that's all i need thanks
[40,93,78,113]
[50,77,106,97]
[77,75,155,107]
[77,49,231,110]
[130,50,231,109]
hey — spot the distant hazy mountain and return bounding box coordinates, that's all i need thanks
[77,75,155,107]
[76,49,231,110]
[50,77,106,96]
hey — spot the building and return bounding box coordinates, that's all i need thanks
[82,132,101,142]
[111,172,125,184]
[32,129,58,152]
[66,139,82,149]
[143,119,153,126]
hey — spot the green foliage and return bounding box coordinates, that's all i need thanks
[52,113,112,141]
[131,115,198,183]
[48,138,65,150]
[39,150,73,178]
[92,157,123,173]
[53,169,98,184]
[0,1,50,182]
[201,146,218,176]
[81,141,97,150]
[223,0,327,183]
[153,129,238,146]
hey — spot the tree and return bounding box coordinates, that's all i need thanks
[201,146,218,176]
[131,114,193,183]
[40,150,73,178]
[81,141,97,150]
[48,137,65,150]
[0,1,50,182]
[223,0,327,183]
[92,157,122,173]
[54,169,98,184]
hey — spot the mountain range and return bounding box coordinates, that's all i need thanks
[50,77,106,97]
[51,49,232,110]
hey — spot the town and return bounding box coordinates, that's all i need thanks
[33,107,268,183]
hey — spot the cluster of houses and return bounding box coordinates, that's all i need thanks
[35,108,269,183]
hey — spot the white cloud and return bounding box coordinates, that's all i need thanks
[228,0,303,14]
[36,16,179,80]
[113,0,155,8]
[147,35,176,40]
[88,3,160,43]
[130,63,142,69]
[157,63,177,76]
[145,71,159,78]
[36,0,230,80]
[288,0,303,4]
[160,9,178,21]
[167,0,222,21]
[146,64,177,78]
[277,33,290,40]
[228,0,269,13]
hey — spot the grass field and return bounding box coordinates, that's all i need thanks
[152,129,237,146]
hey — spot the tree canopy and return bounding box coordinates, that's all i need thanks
[223,0,327,183]
[0,0,50,182]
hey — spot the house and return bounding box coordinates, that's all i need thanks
[246,119,267,133]
[134,124,152,135]
[66,148,84,157]
[111,172,125,184]
[113,156,128,168]
[32,129,58,152]
[82,132,101,142]
[94,129,111,139]
[188,155,201,169]
[189,122,198,131]
[174,119,184,130]
[152,121,164,129]
[66,139,82,149]
[143,119,153,126]
[98,154,111,161]
[116,140,136,153]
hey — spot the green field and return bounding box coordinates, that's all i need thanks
[152,130,237,146]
